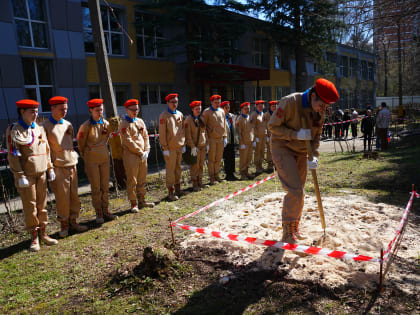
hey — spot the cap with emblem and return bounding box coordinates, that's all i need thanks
[255,100,265,105]
[16,99,39,108]
[189,100,202,108]
[315,78,339,104]
[268,101,278,106]
[49,96,68,106]
[124,99,139,107]
[240,102,250,108]
[87,98,103,108]
[165,93,178,102]
[220,101,230,107]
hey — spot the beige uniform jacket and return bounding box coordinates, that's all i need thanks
[7,122,53,179]
[236,114,254,146]
[184,115,207,149]
[201,107,227,140]
[159,110,185,151]
[267,92,324,157]
[77,118,110,164]
[250,111,266,138]
[263,111,273,137]
[119,117,150,155]
[43,118,79,167]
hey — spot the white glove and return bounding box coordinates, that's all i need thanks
[240,144,246,149]
[18,176,30,188]
[142,151,149,160]
[266,137,270,143]
[182,146,186,153]
[206,145,209,153]
[252,142,256,148]
[48,169,56,182]
[191,147,198,156]
[307,157,318,170]
[223,138,227,147]
[163,150,170,157]
[296,128,312,140]
[255,137,260,143]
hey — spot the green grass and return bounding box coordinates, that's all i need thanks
[1,132,419,314]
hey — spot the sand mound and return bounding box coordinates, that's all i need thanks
[181,192,419,293]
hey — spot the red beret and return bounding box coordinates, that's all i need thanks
[165,93,178,102]
[240,102,250,108]
[315,78,339,104]
[87,98,103,108]
[49,96,68,106]
[268,101,278,106]
[16,99,39,109]
[220,101,230,107]
[189,100,202,108]
[255,100,265,105]
[124,99,139,107]
[210,95,221,101]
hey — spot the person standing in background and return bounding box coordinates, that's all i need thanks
[236,102,255,180]
[263,100,278,172]
[251,100,266,175]
[221,101,237,180]
[376,102,391,151]
[43,96,88,238]
[7,99,58,251]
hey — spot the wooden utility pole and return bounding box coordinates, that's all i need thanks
[88,0,117,117]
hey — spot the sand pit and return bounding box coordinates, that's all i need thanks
[180,192,419,293]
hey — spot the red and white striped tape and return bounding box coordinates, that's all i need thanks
[174,174,276,223]
[323,117,363,127]
[383,190,419,261]
[109,131,159,138]
[172,222,380,262]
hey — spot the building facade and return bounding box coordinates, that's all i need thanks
[0,0,376,135]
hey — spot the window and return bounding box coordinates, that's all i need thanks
[88,84,130,107]
[273,44,289,70]
[22,58,53,112]
[275,87,290,100]
[12,0,48,48]
[253,86,271,101]
[135,13,164,58]
[82,3,124,55]
[340,89,348,108]
[252,39,266,67]
[349,58,357,78]
[140,84,172,105]
[368,62,374,80]
[339,56,348,77]
[360,60,368,80]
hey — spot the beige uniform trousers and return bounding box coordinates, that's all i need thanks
[51,165,81,222]
[190,147,206,181]
[208,137,224,178]
[16,172,48,231]
[85,159,110,210]
[272,145,307,222]
[266,139,272,164]
[123,153,147,201]
[239,144,253,174]
[254,139,265,170]
[164,149,182,188]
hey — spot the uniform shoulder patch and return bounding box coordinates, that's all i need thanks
[160,118,164,124]
[276,108,284,119]
[78,131,84,139]
[121,127,127,134]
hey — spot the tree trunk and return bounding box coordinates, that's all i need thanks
[397,20,403,107]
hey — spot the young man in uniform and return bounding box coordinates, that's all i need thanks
[43,96,88,238]
[119,99,154,211]
[7,99,58,251]
[268,78,339,243]
[221,100,237,180]
[159,93,185,201]
[201,95,227,184]
[77,99,116,223]
[263,100,278,172]
[184,100,207,191]
[236,102,255,180]
[251,100,266,175]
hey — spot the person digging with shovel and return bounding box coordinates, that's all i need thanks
[268,78,339,244]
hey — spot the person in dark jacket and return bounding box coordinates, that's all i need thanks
[342,109,351,139]
[361,110,375,151]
